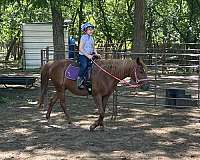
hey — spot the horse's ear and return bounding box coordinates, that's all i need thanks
[136,57,147,71]
[136,57,142,66]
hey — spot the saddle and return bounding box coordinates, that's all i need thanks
[65,55,99,94]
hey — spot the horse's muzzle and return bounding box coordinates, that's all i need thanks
[140,82,150,91]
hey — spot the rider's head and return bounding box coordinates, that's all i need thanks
[81,22,95,35]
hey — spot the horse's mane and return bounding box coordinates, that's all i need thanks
[93,59,136,77]
[97,59,135,69]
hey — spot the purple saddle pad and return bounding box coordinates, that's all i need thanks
[64,64,80,81]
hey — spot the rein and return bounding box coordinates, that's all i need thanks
[91,59,148,88]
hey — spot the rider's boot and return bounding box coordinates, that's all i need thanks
[77,76,84,89]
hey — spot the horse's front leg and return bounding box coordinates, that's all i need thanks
[98,95,110,130]
[38,96,44,108]
[90,94,104,131]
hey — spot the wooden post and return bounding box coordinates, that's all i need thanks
[154,53,158,107]
[112,88,118,120]
[46,46,49,63]
[198,55,200,107]
[41,49,44,67]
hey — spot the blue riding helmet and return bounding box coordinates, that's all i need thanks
[81,22,95,32]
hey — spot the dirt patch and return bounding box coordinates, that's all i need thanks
[0,86,199,160]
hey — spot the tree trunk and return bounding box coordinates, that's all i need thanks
[78,0,84,46]
[76,0,84,61]
[146,6,153,50]
[50,1,65,60]
[72,7,79,35]
[5,30,20,61]
[134,0,146,53]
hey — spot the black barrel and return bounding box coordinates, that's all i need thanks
[165,88,185,106]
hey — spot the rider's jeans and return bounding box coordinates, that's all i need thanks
[78,55,92,78]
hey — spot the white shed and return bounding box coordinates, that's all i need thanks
[22,22,69,69]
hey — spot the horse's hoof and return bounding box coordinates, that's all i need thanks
[38,104,43,109]
[99,126,104,131]
[89,125,95,132]
[68,121,72,124]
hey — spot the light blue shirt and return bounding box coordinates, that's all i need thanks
[79,34,94,55]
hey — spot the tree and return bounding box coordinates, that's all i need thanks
[50,0,65,60]
[134,0,146,53]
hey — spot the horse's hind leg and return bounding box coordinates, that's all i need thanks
[46,94,58,119]
[38,95,48,109]
[58,90,71,124]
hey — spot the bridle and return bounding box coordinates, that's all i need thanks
[132,65,148,84]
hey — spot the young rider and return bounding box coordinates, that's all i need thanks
[77,22,100,89]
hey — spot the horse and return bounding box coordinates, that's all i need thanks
[38,57,148,131]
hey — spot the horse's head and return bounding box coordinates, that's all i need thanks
[130,57,149,89]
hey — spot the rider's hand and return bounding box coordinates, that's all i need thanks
[87,54,93,59]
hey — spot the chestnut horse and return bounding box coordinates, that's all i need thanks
[38,57,147,131]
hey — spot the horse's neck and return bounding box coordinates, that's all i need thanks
[103,60,131,80]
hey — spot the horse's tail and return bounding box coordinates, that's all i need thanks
[38,63,51,108]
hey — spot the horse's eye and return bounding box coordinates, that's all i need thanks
[140,69,145,73]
